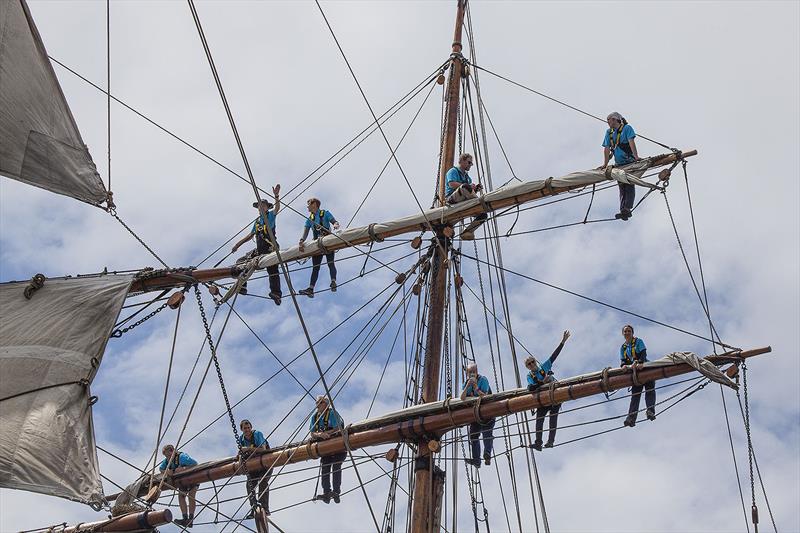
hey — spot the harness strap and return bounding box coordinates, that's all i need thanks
[368,223,384,242]
[317,238,330,255]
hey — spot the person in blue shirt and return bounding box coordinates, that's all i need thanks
[238,419,272,517]
[298,198,341,298]
[158,444,198,527]
[601,112,640,221]
[619,324,656,427]
[460,363,494,467]
[309,395,345,503]
[525,330,571,450]
[444,153,487,240]
[231,184,282,305]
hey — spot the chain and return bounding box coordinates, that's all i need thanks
[110,301,169,337]
[110,211,169,268]
[739,363,759,532]
[193,286,241,449]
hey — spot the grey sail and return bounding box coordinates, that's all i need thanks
[0,275,133,507]
[0,0,107,206]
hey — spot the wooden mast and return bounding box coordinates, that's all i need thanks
[107,347,771,502]
[411,1,466,531]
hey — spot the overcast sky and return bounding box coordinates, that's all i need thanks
[1,1,798,532]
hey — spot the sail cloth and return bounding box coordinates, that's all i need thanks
[0,0,106,206]
[251,162,653,272]
[0,275,133,507]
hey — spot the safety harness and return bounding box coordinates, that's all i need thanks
[621,337,641,365]
[312,408,335,432]
[608,125,634,158]
[309,210,329,239]
[528,365,548,386]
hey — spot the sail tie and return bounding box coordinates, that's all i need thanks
[23,273,46,300]
[367,223,384,243]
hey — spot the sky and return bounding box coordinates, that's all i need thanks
[1,1,798,532]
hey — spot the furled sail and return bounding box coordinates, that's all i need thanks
[0,0,107,206]
[0,275,132,507]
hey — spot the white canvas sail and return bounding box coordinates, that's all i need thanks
[0,275,132,507]
[0,0,107,206]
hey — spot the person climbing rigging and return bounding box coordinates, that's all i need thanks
[525,330,571,450]
[158,444,198,527]
[460,363,495,467]
[238,419,272,518]
[310,395,346,504]
[231,184,282,305]
[298,198,340,298]
[445,152,487,240]
[601,112,640,221]
[619,324,656,427]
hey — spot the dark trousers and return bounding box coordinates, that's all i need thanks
[266,264,281,295]
[618,183,636,212]
[468,419,495,460]
[246,470,271,512]
[627,381,656,420]
[534,404,561,445]
[320,452,346,493]
[310,252,337,287]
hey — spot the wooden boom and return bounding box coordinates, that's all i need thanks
[50,509,172,533]
[129,150,696,294]
[108,345,767,501]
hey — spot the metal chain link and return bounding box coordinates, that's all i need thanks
[193,286,241,449]
[110,211,169,268]
[739,363,759,532]
[110,301,169,338]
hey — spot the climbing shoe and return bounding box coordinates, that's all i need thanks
[544,441,554,449]
[483,452,492,466]
[646,409,657,421]
[243,511,254,520]
[269,291,282,305]
[298,287,315,298]
[623,415,636,427]
[466,457,481,468]
[332,491,341,504]
[321,490,332,504]
[531,441,543,451]
[174,517,190,527]
[330,279,337,292]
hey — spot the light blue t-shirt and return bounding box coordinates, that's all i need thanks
[463,374,492,397]
[620,337,647,364]
[304,209,336,239]
[526,358,555,387]
[251,212,276,236]
[238,430,268,449]
[159,451,198,472]
[602,124,636,165]
[310,408,344,432]
[444,167,472,197]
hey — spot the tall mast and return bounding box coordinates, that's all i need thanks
[411,1,467,531]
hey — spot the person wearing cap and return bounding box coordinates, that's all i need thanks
[298,198,340,298]
[232,185,282,305]
[525,330,571,450]
[238,419,272,518]
[309,395,345,504]
[619,324,656,427]
[158,444,198,527]
[444,153,487,240]
[460,363,494,467]
[601,112,640,221]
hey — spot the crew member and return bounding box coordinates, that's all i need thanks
[445,153,487,240]
[238,419,271,518]
[232,184,282,305]
[460,363,494,467]
[601,112,639,220]
[298,198,340,297]
[310,395,345,504]
[525,330,571,450]
[158,444,198,527]
[619,324,656,427]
